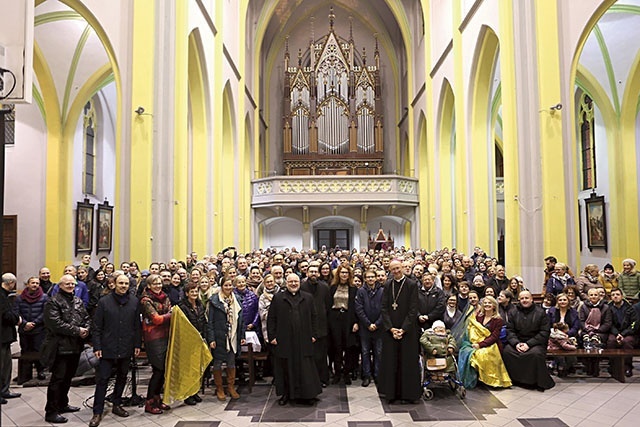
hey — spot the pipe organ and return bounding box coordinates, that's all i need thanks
[283,8,384,176]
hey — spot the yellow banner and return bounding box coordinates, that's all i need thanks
[164,305,212,403]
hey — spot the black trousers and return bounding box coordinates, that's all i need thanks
[45,353,80,415]
[147,365,165,399]
[312,336,329,383]
[93,357,130,414]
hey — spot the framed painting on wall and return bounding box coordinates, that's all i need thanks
[75,199,94,255]
[585,194,607,252]
[97,201,113,253]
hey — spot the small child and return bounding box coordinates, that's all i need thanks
[420,320,457,373]
[547,322,577,351]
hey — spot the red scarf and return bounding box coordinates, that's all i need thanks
[21,286,44,304]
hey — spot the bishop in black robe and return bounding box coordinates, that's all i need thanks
[378,260,421,402]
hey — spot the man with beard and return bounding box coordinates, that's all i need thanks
[355,270,383,387]
[379,260,421,403]
[300,263,331,387]
[268,274,322,405]
[89,273,141,427]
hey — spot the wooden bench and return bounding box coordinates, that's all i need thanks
[547,348,640,383]
[238,343,268,392]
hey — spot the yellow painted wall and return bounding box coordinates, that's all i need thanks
[128,0,155,263]
[535,0,568,263]
[452,1,468,251]
[173,0,188,258]
[498,0,522,274]
[188,31,209,256]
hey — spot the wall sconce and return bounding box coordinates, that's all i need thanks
[134,106,152,116]
[539,103,562,116]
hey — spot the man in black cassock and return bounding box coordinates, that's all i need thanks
[378,260,421,403]
[503,290,555,391]
[268,273,322,405]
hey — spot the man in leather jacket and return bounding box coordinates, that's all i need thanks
[42,274,90,424]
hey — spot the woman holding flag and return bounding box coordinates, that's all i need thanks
[140,274,172,414]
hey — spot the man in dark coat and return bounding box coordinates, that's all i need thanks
[39,267,54,294]
[417,273,445,331]
[268,273,322,405]
[379,260,421,403]
[503,290,555,391]
[90,273,141,427]
[355,270,383,387]
[1,273,22,403]
[300,263,332,386]
[607,288,638,377]
[42,274,91,423]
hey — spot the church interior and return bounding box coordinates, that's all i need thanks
[3,0,640,292]
[2,1,640,426]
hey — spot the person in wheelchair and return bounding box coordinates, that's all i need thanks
[420,320,456,373]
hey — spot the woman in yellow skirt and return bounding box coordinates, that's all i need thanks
[456,296,512,388]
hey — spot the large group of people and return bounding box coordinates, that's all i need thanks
[1,247,640,425]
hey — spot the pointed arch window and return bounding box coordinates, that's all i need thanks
[83,100,97,195]
[579,93,596,190]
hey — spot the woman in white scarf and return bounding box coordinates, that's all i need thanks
[207,279,246,401]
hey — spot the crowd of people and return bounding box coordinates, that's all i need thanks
[1,246,640,425]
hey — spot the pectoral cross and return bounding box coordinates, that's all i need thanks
[391,302,398,310]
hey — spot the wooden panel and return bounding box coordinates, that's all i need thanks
[291,168,311,175]
[2,216,17,275]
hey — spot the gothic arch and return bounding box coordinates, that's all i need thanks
[436,79,456,248]
[468,24,500,253]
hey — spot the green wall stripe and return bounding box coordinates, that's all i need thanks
[35,11,83,26]
[593,24,620,116]
[95,73,115,93]
[491,83,502,122]
[607,4,640,15]
[61,24,92,123]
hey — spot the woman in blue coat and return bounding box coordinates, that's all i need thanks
[207,278,245,401]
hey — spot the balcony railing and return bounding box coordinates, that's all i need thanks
[252,175,419,208]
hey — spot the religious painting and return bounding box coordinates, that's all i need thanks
[75,200,94,255]
[585,194,607,252]
[96,201,113,253]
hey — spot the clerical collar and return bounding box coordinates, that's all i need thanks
[394,275,405,282]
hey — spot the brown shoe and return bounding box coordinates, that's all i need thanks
[89,413,102,427]
[111,405,129,417]
[144,399,162,414]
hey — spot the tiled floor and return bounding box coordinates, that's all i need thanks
[2,359,640,427]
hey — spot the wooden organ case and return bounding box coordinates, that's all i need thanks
[282,8,384,176]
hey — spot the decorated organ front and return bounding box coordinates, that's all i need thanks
[283,8,384,176]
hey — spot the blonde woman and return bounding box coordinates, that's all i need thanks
[207,279,246,401]
[457,296,511,388]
